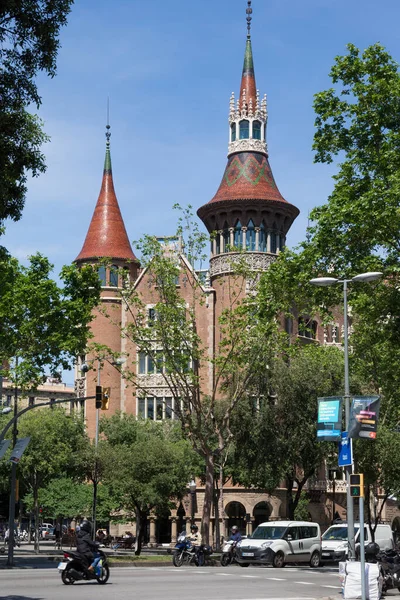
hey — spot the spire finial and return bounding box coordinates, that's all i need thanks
[246,1,252,38]
[106,97,111,147]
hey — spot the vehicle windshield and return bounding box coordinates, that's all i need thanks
[251,526,287,540]
[322,526,359,541]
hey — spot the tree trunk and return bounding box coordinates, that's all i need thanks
[33,488,40,554]
[202,452,214,545]
[134,505,145,556]
[213,479,221,551]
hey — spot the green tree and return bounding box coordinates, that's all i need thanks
[0,0,74,223]
[0,253,100,389]
[231,345,346,519]
[96,207,275,544]
[15,407,86,551]
[101,414,197,554]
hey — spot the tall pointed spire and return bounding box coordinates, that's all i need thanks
[240,1,257,115]
[75,120,138,263]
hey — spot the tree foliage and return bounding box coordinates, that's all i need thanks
[100,414,196,554]
[0,253,100,389]
[0,0,74,223]
[231,344,346,518]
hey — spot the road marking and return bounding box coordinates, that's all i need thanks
[268,577,287,581]
[322,584,340,589]
[295,581,315,585]
[241,575,260,578]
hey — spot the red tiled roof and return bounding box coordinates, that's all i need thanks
[75,148,137,263]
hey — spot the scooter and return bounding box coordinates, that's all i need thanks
[377,548,400,593]
[220,540,238,566]
[58,549,110,585]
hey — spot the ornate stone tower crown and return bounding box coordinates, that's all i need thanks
[197,1,299,280]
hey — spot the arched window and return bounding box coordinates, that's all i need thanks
[231,123,236,142]
[109,265,118,287]
[223,222,230,252]
[98,266,106,285]
[234,220,242,248]
[246,219,256,250]
[239,120,250,139]
[216,232,221,254]
[253,120,261,140]
[259,222,266,252]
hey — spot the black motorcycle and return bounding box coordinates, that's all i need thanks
[378,548,400,593]
[58,549,110,585]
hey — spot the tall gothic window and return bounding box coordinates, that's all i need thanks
[109,265,118,287]
[271,230,277,253]
[259,222,266,252]
[239,120,250,139]
[223,222,230,252]
[234,220,242,248]
[98,266,106,285]
[246,219,256,250]
[253,120,261,140]
[216,232,221,254]
[231,123,236,142]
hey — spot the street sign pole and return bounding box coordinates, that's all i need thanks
[359,494,366,600]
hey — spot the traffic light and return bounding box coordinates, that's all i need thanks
[350,473,364,498]
[101,387,110,410]
[95,385,102,409]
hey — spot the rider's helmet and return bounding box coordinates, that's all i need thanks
[231,526,239,533]
[80,520,92,534]
[190,524,198,532]
[365,542,380,561]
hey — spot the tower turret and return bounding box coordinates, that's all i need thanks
[197,1,299,280]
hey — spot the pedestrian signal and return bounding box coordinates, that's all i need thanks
[101,387,110,410]
[350,473,364,498]
[95,385,103,409]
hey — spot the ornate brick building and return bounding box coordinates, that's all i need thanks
[73,3,399,543]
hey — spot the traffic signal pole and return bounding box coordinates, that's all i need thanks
[0,393,96,566]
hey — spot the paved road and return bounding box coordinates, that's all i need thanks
[0,564,345,600]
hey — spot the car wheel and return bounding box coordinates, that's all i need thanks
[310,551,321,568]
[272,551,285,568]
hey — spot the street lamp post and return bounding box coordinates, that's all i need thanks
[7,360,19,566]
[310,271,382,561]
[189,479,196,525]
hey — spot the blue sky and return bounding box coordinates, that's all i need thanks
[2,0,400,271]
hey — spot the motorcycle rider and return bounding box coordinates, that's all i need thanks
[230,525,242,543]
[188,524,202,559]
[76,520,100,572]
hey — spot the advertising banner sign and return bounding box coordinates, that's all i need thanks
[338,431,352,467]
[349,396,380,440]
[317,397,343,441]
[10,437,30,464]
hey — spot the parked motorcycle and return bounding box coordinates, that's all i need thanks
[220,540,238,566]
[172,531,212,567]
[58,549,110,585]
[377,548,400,593]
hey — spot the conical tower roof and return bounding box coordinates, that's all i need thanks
[197,2,299,232]
[75,128,138,263]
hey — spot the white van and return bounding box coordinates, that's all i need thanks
[321,523,394,562]
[236,521,322,568]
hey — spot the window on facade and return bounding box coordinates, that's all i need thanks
[138,398,145,418]
[216,233,221,254]
[234,220,242,248]
[246,219,256,250]
[165,397,173,419]
[147,355,155,374]
[156,398,163,420]
[148,308,156,327]
[147,397,155,420]
[253,120,261,140]
[239,120,250,139]
[259,222,266,252]
[98,266,106,285]
[271,232,277,254]
[109,265,119,287]
[231,123,236,142]
[298,317,317,340]
[223,225,230,252]
[156,351,164,374]
[138,352,146,374]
